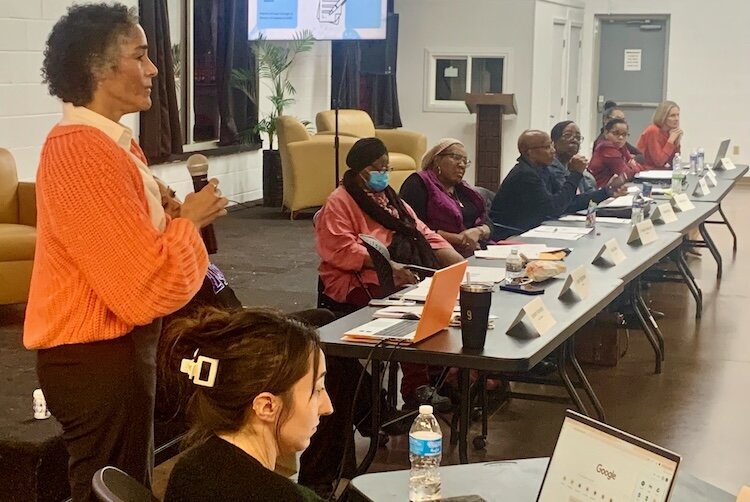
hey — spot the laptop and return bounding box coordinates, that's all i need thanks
[711,138,730,170]
[537,410,681,502]
[342,260,468,344]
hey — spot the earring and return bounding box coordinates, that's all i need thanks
[437,165,442,175]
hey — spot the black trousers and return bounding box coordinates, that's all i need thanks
[37,320,161,502]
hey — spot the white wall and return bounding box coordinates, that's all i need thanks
[0,0,332,206]
[578,0,750,166]
[394,0,536,184]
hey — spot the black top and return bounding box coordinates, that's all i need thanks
[164,435,323,502]
[399,173,482,231]
[489,157,608,240]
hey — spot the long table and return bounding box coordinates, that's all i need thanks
[350,458,734,502]
[319,170,744,474]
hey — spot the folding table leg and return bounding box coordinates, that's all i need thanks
[718,204,738,253]
[629,284,662,374]
[635,281,665,361]
[458,368,471,464]
[565,340,606,422]
[674,252,703,318]
[556,344,589,416]
[699,222,723,280]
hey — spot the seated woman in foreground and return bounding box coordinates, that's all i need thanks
[399,138,490,257]
[315,137,463,409]
[163,308,332,502]
[589,118,647,187]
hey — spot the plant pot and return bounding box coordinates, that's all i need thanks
[262,149,283,207]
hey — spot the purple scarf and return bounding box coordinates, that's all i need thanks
[418,169,486,234]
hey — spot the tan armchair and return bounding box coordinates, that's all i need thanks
[315,110,427,191]
[0,148,36,304]
[276,116,358,218]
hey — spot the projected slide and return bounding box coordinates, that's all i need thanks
[249,0,387,40]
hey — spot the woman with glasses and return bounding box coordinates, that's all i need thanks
[593,101,644,161]
[399,138,490,257]
[636,100,683,169]
[589,118,647,187]
[315,137,463,411]
[548,121,597,194]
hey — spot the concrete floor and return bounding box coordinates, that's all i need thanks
[3,186,749,498]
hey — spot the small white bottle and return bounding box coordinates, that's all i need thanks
[409,405,442,501]
[697,148,705,172]
[505,248,524,284]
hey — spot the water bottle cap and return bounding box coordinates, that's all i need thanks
[419,405,433,415]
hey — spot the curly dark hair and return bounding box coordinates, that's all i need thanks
[42,3,139,105]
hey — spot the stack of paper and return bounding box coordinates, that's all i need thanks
[521,226,592,241]
[475,244,565,261]
[635,170,676,181]
[599,194,652,208]
[465,265,506,283]
[559,215,631,225]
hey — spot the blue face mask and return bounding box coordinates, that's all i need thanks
[366,171,389,192]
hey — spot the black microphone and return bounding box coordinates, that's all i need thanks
[186,154,218,255]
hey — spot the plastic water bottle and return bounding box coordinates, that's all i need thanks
[697,148,705,172]
[671,154,684,194]
[631,191,644,224]
[505,248,524,284]
[409,405,442,501]
[689,151,698,175]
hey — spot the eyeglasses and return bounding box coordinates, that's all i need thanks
[439,153,472,166]
[561,134,584,142]
[608,131,630,139]
[369,163,393,173]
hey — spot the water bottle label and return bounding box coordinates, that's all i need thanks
[409,435,442,456]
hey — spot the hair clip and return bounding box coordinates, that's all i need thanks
[180,349,219,388]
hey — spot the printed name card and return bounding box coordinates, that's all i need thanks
[558,265,590,301]
[693,177,711,197]
[650,203,678,224]
[717,157,737,171]
[592,238,627,267]
[704,170,718,187]
[627,219,658,246]
[670,193,695,212]
[506,297,556,339]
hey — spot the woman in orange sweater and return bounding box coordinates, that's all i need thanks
[26,4,227,500]
[636,100,683,169]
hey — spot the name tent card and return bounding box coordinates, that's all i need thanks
[592,238,627,267]
[627,219,658,246]
[693,177,711,197]
[671,193,695,212]
[506,297,556,339]
[558,265,590,301]
[704,170,718,187]
[716,157,737,171]
[650,203,678,224]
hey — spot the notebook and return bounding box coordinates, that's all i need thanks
[537,410,680,502]
[342,260,468,344]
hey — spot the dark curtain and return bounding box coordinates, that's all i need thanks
[363,73,402,128]
[139,0,183,164]
[215,0,249,146]
[331,41,361,109]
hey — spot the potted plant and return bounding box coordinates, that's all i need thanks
[231,31,315,207]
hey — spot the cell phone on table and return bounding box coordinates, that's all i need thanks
[607,174,626,191]
[498,280,545,295]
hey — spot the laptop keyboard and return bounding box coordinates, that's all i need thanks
[378,320,419,339]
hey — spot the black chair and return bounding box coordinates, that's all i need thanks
[91,466,158,502]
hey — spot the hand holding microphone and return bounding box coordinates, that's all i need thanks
[182,154,228,254]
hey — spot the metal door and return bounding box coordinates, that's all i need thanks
[566,24,582,122]
[595,17,669,139]
[549,21,566,129]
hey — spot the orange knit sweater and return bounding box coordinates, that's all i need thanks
[24,125,209,349]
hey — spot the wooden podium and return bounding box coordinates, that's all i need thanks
[465,93,517,191]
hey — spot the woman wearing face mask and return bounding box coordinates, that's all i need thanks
[315,137,463,409]
[399,138,490,257]
[162,307,332,502]
[637,100,683,169]
[589,118,647,187]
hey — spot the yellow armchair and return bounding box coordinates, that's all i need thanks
[276,116,357,218]
[0,148,36,304]
[315,110,427,191]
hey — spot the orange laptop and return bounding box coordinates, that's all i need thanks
[342,260,468,344]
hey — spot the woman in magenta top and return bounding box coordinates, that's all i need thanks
[589,118,646,188]
[636,100,683,169]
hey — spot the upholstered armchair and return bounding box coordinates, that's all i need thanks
[315,109,427,191]
[0,148,36,304]
[276,116,359,218]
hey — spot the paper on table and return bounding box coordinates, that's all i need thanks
[521,226,592,241]
[466,266,506,283]
[374,305,464,319]
[559,215,631,225]
[600,194,653,208]
[475,244,561,260]
[635,170,676,180]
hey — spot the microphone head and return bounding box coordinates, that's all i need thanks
[186,154,209,177]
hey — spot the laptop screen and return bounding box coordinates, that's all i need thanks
[538,411,680,502]
[712,139,730,169]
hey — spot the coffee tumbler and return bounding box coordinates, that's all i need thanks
[459,283,493,350]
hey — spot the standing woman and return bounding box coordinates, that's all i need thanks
[399,138,490,257]
[637,100,683,169]
[25,4,227,500]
